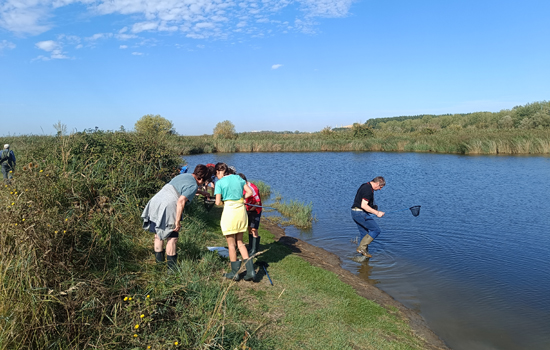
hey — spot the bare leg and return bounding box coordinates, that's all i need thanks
[166,237,178,256]
[154,234,164,252]
[250,227,259,238]
[226,234,237,261]
[236,232,249,260]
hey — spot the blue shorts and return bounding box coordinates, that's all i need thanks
[247,212,261,230]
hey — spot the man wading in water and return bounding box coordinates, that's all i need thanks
[351,176,385,259]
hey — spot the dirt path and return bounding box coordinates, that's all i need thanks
[261,220,449,350]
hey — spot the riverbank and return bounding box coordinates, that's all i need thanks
[0,131,447,349]
[248,218,449,349]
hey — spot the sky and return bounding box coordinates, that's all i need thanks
[1,0,549,136]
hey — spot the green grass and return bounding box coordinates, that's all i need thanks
[0,131,434,349]
[271,199,315,228]
[200,218,429,350]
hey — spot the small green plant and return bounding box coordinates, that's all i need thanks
[251,180,271,200]
[272,198,315,228]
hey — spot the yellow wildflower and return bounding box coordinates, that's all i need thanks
[175,341,179,346]
[133,334,138,338]
[129,297,132,301]
[140,314,145,318]
[55,231,58,234]
[22,219,25,221]
[11,202,14,205]
[146,295,150,298]
[124,297,128,301]
[134,324,139,329]
[40,170,43,173]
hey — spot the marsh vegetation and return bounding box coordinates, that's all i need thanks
[0,131,432,349]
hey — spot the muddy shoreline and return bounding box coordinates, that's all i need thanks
[261,220,449,350]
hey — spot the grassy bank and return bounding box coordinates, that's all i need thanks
[0,132,437,349]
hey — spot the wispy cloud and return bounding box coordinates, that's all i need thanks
[0,0,356,38]
[34,40,70,60]
[131,51,143,55]
[272,64,283,69]
[0,40,16,52]
[119,45,128,49]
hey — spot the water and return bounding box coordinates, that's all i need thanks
[184,152,550,350]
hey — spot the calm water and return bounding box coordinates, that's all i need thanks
[185,152,550,350]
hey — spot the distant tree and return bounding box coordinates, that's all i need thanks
[213,120,237,139]
[135,114,174,135]
[352,123,374,138]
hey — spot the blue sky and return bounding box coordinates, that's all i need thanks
[1,0,549,136]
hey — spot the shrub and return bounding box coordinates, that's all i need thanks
[135,114,175,135]
[213,120,237,140]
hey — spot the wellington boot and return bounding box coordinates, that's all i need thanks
[224,261,242,281]
[248,233,254,254]
[249,236,261,256]
[357,235,374,258]
[243,259,256,281]
[167,254,178,271]
[155,250,165,264]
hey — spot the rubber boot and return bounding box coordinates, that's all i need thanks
[155,250,165,264]
[249,236,261,256]
[357,235,373,258]
[224,261,242,281]
[243,259,256,281]
[167,254,178,271]
[248,233,254,254]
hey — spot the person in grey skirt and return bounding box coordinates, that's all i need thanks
[141,164,212,270]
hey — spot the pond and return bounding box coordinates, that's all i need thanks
[184,152,550,350]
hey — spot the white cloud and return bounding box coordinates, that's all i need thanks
[132,21,159,33]
[1,0,356,39]
[131,51,143,55]
[34,40,69,60]
[87,33,113,41]
[119,45,128,49]
[36,40,58,52]
[272,63,283,69]
[0,40,16,51]
[116,33,138,40]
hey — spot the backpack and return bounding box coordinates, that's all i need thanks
[0,149,11,164]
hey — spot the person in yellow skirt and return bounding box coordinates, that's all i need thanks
[214,162,256,281]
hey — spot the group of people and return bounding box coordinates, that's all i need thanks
[141,162,386,280]
[141,162,263,281]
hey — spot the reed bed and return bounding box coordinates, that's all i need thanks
[271,199,315,228]
[173,129,550,156]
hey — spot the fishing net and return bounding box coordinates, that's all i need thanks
[409,206,421,217]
